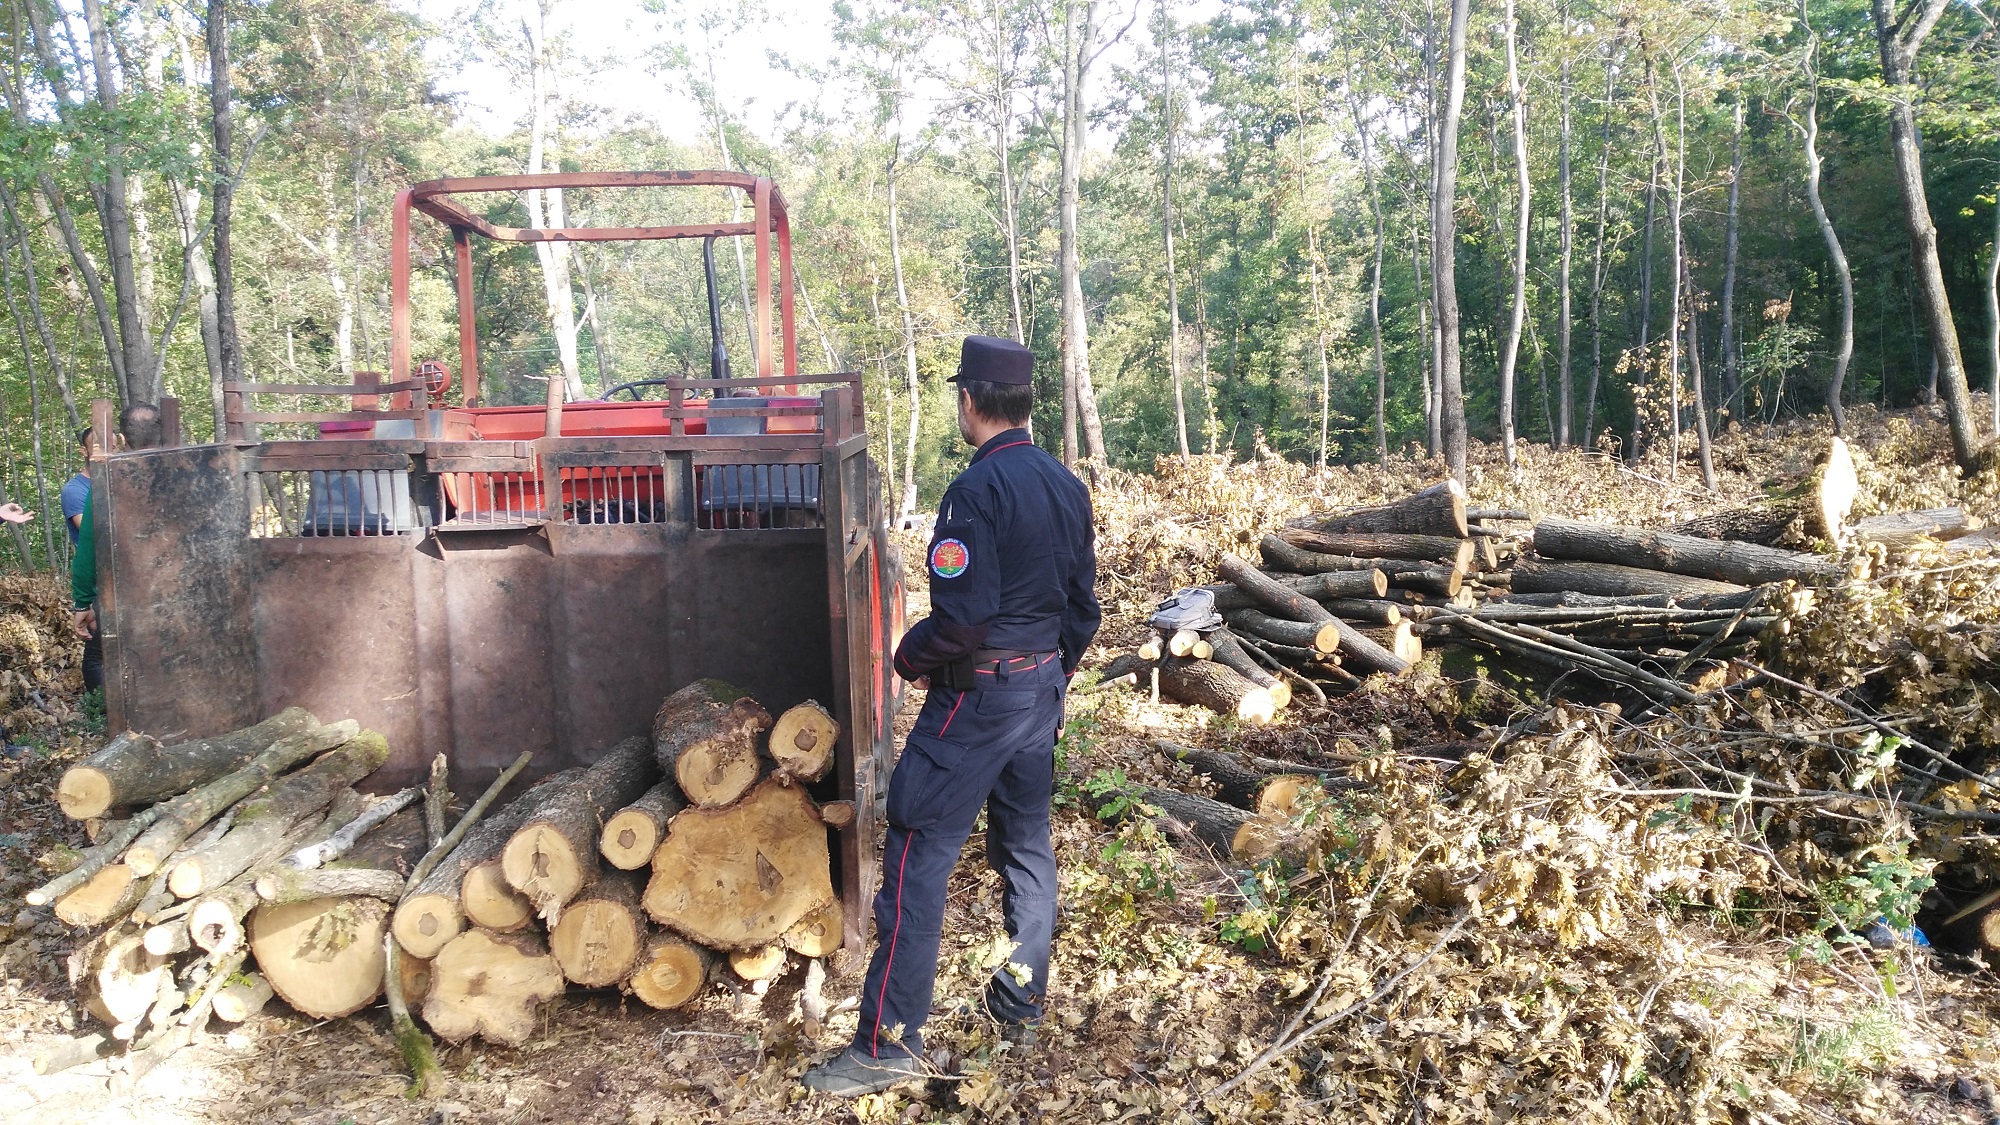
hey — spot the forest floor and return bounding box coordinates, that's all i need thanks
[5,404,2000,1123]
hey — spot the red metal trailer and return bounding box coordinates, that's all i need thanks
[87,171,903,952]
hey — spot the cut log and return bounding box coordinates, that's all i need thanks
[1981,908,2000,953]
[1137,633,1165,662]
[817,801,856,830]
[1262,534,1400,575]
[768,701,840,782]
[56,708,319,820]
[247,896,391,1018]
[284,787,420,871]
[123,719,360,876]
[1383,565,1462,598]
[502,736,657,925]
[462,860,534,933]
[1511,557,1753,599]
[1157,658,1276,724]
[257,806,427,904]
[656,696,773,809]
[626,932,715,1010]
[600,780,688,871]
[1293,480,1468,538]
[1532,517,1844,586]
[421,929,565,1046]
[783,898,844,959]
[143,920,192,957]
[1295,569,1393,600]
[1222,609,1338,654]
[1164,744,1341,817]
[643,778,834,951]
[168,732,391,898]
[78,932,172,1027]
[1320,599,1402,626]
[1168,627,1201,658]
[1278,528,1475,571]
[31,1033,110,1075]
[1852,507,1987,549]
[549,869,646,988]
[54,863,142,928]
[729,944,788,983]
[392,768,576,959]
[188,883,263,954]
[211,974,274,1023]
[1361,622,1423,664]
[398,952,435,1009]
[1670,436,1858,546]
[1218,555,1406,675]
[1085,782,1293,865]
[1201,630,1290,710]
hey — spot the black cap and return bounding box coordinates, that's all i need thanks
[948,335,1034,385]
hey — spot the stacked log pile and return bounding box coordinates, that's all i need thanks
[1098,476,1972,719]
[26,683,848,1078]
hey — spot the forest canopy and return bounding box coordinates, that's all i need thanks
[1,0,1998,572]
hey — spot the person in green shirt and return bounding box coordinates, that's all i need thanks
[70,405,166,661]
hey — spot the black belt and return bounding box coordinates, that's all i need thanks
[938,648,1058,691]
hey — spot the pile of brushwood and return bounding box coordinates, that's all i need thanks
[0,572,82,740]
[1048,414,2000,1121]
[22,680,848,1093]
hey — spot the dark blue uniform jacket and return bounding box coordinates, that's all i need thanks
[893,428,1099,681]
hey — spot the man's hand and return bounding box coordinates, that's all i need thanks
[0,502,32,524]
[914,676,931,690]
[71,608,95,638]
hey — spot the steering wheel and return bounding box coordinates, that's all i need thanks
[601,378,678,402]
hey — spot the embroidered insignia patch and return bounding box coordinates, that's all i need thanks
[930,537,970,579]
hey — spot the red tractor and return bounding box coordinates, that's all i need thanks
[85,172,903,951]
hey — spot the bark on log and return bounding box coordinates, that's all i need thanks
[168,733,391,898]
[1292,480,1469,538]
[1851,507,1986,549]
[1533,517,1844,585]
[1259,535,1392,576]
[1319,599,1402,625]
[284,788,420,871]
[421,929,565,1046]
[1278,528,1475,571]
[56,708,318,820]
[501,736,657,926]
[392,768,578,959]
[1668,435,1857,546]
[656,696,773,809]
[1217,556,1407,675]
[1384,565,1462,597]
[256,807,427,904]
[54,863,143,928]
[783,898,844,959]
[1202,629,1290,710]
[643,778,834,951]
[188,882,262,954]
[1164,744,1349,818]
[626,933,714,1010]
[1225,608,1339,654]
[1085,782,1293,865]
[123,720,361,876]
[1511,557,1753,599]
[31,1033,110,1075]
[729,944,788,983]
[549,869,646,988]
[144,920,192,957]
[1157,658,1277,724]
[1296,569,1393,600]
[248,896,390,1018]
[600,780,688,871]
[768,701,839,782]
[1944,528,2000,555]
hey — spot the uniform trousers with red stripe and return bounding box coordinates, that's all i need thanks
[854,654,1065,1060]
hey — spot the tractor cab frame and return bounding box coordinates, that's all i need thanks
[88,171,902,953]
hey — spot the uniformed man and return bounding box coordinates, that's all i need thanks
[803,335,1099,1097]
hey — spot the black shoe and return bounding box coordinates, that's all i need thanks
[800,1048,925,1097]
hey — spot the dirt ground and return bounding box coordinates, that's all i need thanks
[8,407,2000,1124]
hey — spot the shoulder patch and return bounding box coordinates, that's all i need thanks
[929,537,970,579]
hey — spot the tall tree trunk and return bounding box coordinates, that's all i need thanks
[1871,0,1983,469]
[210,0,242,428]
[1498,0,1529,468]
[524,3,583,402]
[79,0,156,402]
[1187,210,1217,453]
[1433,0,1472,480]
[1793,3,1854,436]
[1720,100,1744,423]
[1161,0,1188,456]
[0,219,60,568]
[1344,44,1388,468]
[1636,52,1660,364]
[1685,265,1718,488]
[1659,65,1685,471]
[1556,7,1574,448]
[887,142,921,521]
[1586,42,1615,444]
[995,0,1026,344]
[0,186,79,431]
[1059,0,1107,467]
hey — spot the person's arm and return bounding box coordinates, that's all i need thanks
[71,491,96,634]
[0,502,31,524]
[892,486,999,681]
[1059,508,1100,678]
